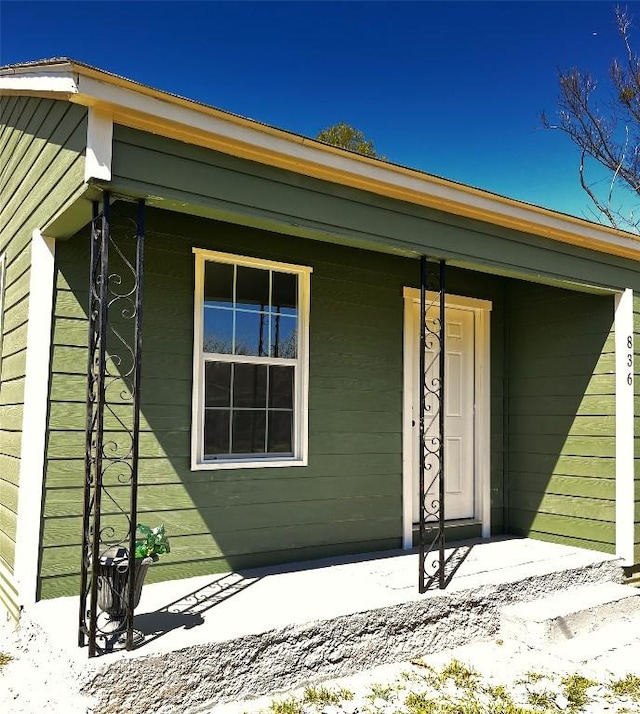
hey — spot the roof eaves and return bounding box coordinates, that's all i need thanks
[2,58,640,257]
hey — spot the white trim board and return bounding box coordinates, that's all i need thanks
[85,107,113,182]
[614,288,635,566]
[14,232,56,606]
[402,289,492,549]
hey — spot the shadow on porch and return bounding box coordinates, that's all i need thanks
[27,536,621,713]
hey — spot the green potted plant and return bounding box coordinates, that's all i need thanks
[96,524,170,645]
[133,523,171,561]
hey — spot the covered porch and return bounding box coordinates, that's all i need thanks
[3,62,640,696]
[46,196,631,657]
[26,536,621,713]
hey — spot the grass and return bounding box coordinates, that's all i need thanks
[260,660,640,714]
[610,674,640,701]
[560,673,597,712]
[438,660,480,691]
[405,689,538,714]
[515,672,547,686]
[404,691,438,714]
[525,690,555,709]
[367,683,396,701]
[302,686,342,706]
[271,685,354,714]
[0,652,12,668]
[269,698,303,714]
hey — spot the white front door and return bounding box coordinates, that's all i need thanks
[411,302,476,523]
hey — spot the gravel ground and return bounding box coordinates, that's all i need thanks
[0,613,97,714]
[203,638,640,714]
[3,614,640,714]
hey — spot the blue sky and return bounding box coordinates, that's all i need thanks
[1,1,634,222]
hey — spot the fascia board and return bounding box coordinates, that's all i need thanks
[0,69,78,95]
[4,63,640,261]
[72,76,640,260]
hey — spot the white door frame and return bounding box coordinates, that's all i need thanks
[402,287,492,549]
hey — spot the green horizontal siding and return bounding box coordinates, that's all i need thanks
[40,203,508,597]
[507,282,616,554]
[110,124,640,292]
[0,95,87,616]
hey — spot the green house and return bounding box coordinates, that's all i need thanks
[1,58,640,622]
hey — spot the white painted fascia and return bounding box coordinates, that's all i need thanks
[14,232,56,607]
[614,289,635,566]
[70,74,640,257]
[85,107,113,182]
[0,68,78,95]
[4,63,640,260]
[0,69,113,184]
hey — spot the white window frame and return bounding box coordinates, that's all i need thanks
[191,247,312,470]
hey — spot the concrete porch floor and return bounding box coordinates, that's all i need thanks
[26,536,623,713]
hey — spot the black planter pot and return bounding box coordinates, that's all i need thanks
[96,546,153,642]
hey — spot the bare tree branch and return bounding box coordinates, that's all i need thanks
[543,6,640,232]
[579,149,620,227]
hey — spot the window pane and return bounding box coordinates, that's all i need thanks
[205,362,231,407]
[233,364,267,408]
[272,272,297,315]
[232,410,266,453]
[235,310,269,356]
[270,315,297,358]
[203,307,233,354]
[204,410,230,455]
[269,366,294,408]
[204,262,234,307]
[236,266,269,312]
[267,411,293,454]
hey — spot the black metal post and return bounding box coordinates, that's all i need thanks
[125,199,145,650]
[437,259,446,589]
[418,257,446,593]
[88,195,110,657]
[79,194,146,656]
[79,200,100,648]
[418,256,427,593]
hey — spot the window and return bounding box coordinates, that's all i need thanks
[192,248,311,469]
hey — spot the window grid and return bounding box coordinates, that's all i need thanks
[203,366,295,457]
[228,360,235,454]
[202,266,297,357]
[202,355,295,459]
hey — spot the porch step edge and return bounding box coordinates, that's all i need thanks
[499,583,640,647]
[79,557,623,713]
[545,612,640,663]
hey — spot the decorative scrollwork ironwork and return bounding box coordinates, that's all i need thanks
[78,194,146,656]
[418,257,446,592]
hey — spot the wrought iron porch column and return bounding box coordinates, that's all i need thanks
[78,195,146,656]
[418,257,446,592]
